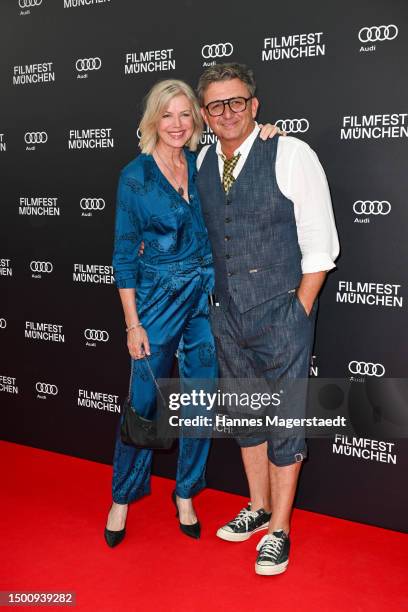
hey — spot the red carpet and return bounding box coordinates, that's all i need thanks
[1,441,407,612]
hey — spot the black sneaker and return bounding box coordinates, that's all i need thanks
[216,503,271,542]
[255,530,290,575]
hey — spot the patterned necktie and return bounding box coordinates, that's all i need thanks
[222,153,241,193]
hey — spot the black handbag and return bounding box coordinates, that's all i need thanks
[120,356,173,450]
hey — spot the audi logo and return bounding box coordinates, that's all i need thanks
[348,361,385,377]
[0,318,6,329]
[35,382,58,395]
[353,200,391,215]
[24,132,48,144]
[201,43,234,59]
[358,25,398,43]
[80,198,105,211]
[75,57,102,72]
[84,329,109,342]
[19,0,42,7]
[275,119,309,133]
[30,261,53,273]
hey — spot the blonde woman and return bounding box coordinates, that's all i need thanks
[105,79,278,546]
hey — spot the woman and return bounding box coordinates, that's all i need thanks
[105,79,278,546]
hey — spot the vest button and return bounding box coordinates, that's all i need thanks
[225,254,231,260]
[227,272,234,277]
[226,199,232,205]
[225,218,231,223]
[224,236,230,241]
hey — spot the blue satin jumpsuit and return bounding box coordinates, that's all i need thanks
[111,150,217,503]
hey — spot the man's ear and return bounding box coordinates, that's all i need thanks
[251,97,260,119]
[200,107,209,126]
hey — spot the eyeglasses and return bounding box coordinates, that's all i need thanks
[205,96,253,117]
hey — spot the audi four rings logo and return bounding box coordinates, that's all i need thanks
[0,319,6,329]
[275,119,309,133]
[84,329,109,342]
[75,58,102,72]
[348,361,385,377]
[353,200,391,215]
[24,132,48,144]
[201,43,234,59]
[19,0,42,7]
[35,382,58,395]
[80,198,105,210]
[30,261,53,273]
[358,25,398,43]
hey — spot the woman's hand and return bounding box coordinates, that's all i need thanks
[259,123,286,140]
[127,326,151,359]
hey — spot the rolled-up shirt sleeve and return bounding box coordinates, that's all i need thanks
[278,139,340,273]
[112,171,146,289]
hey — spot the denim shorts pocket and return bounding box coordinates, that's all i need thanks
[292,292,311,321]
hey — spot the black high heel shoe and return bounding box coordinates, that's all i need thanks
[171,490,201,539]
[104,506,127,547]
[104,526,126,548]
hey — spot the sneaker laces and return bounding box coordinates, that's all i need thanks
[230,506,259,530]
[256,533,285,560]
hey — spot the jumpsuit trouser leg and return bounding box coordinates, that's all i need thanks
[112,264,217,504]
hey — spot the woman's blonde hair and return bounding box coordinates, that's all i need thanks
[139,79,203,154]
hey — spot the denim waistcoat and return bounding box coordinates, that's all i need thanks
[197,136,302,313]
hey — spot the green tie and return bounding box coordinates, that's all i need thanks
[222,153,241,193]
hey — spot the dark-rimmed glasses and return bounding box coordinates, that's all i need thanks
[205,96,253,117]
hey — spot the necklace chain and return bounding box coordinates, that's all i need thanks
[155,149,186,197]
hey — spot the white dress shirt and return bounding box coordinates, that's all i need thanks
[196,124,340,273]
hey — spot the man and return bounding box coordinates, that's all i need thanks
[196,63,339,575]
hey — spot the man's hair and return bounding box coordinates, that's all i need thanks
[196,63,256,106]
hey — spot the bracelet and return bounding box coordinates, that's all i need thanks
[126,323,143,332]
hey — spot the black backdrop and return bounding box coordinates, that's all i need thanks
[1,0,407,533]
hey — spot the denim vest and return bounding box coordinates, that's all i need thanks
[197,136,302,313]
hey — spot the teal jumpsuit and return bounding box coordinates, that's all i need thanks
[111,150,217,502]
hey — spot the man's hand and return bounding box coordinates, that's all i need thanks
[259,123,286,140]
[127,326,150,359]
[296,271,327,315]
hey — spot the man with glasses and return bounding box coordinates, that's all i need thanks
[196,63,339,575]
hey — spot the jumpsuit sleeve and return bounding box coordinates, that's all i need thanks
[112,170,147,289]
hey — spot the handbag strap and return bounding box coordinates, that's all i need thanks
[127,354,167,409]
[143,355,167,408]
[127,357,135,400]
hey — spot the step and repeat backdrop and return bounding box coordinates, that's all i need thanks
[1,0,407,532]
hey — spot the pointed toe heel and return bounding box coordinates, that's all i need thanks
[180,520,201,539]
[171,490,201,539]
[104,527,126,548]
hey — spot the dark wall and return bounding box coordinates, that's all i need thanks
[1,0,407,532]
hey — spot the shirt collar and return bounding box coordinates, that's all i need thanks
[216,122,260,160]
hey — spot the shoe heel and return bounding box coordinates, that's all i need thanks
[171,489,200,539]
[171,490,179,518]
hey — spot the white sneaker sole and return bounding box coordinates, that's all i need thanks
[255,560,289,575]
[216,523,269,542]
